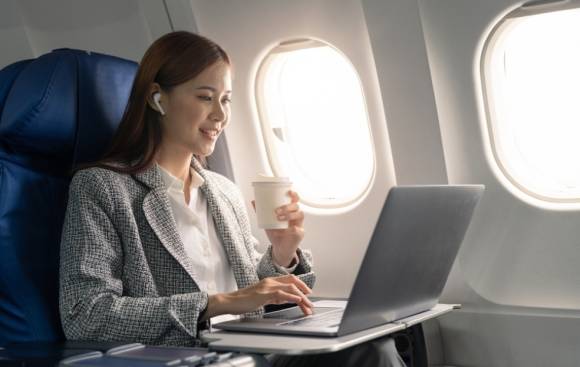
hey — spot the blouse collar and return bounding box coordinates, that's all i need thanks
[158,164,205,192]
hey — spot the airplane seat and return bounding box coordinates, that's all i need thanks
[0,48,235,347]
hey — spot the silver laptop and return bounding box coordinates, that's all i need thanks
[214,185,484,337]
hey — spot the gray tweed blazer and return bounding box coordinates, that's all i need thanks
[59,159,315,346]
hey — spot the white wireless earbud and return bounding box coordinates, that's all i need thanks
[153,93,165,116]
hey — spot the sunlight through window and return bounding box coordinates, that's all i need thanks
[484,7,580,202]
[256,39,374,208]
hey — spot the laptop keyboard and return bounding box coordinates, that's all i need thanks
[277,309,344,328]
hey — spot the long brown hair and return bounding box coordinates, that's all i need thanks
[87,31,230,174]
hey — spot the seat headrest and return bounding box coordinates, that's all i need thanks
[0,49,137,165]
[0,60,32,118]
[73,49,137,164]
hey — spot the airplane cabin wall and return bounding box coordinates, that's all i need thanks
[419,0,580,366]
[361,0,447,186]
[0,0,197,68]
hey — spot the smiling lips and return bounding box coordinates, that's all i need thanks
[200,128,220,139]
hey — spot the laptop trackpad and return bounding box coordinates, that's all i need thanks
[263,306,344,320]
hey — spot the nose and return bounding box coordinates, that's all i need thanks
[209,100,227,123]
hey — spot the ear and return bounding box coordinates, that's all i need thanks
[147,83,164,112]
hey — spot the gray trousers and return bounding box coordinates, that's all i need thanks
[266,336,406,367]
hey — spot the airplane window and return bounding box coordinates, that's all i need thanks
[483,7,580,203]
[255,39,374,208]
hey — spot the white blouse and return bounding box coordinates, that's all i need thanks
[158,165,238,324]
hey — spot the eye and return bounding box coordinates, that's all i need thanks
[198,95,212,102]
[222,97,232,104]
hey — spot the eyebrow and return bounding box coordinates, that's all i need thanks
[195,86,232,93]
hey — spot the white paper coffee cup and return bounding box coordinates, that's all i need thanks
[252,175,292,229]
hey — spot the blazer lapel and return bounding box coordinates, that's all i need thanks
[134,165,200,286]
[193,160,259,290]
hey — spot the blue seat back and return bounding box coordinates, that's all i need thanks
[0,49,137,345]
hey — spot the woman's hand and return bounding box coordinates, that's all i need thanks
[252,190,305,267]
[203,275,313,321]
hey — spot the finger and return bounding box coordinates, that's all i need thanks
[278,210,304,223]
[287,212,305,228]
[298,301,313,316]
[276,202,299,215]
[271,290,302,305]
[277,275,312,295]
[276,203,303,225]
[282,284,314,309]
[287,190,300,203]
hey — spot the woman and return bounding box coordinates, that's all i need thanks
[59,31,404,366]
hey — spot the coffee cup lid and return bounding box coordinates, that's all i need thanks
[252,174,291,184]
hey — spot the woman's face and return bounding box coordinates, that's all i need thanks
[158,61,232,157]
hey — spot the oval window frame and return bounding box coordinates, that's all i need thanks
[254,38,376,209]
[480,2,580,206]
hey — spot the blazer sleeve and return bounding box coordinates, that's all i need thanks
[59,170,208,346]
[255,240,316,289]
